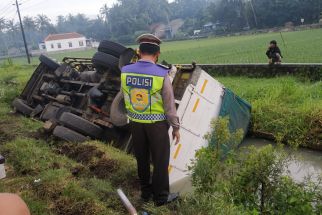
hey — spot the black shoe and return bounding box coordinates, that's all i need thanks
[141,192,152,202]
[154,193,179,206]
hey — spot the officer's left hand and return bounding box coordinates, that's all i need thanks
[172,129,180,145]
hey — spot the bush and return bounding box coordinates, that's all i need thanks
[181,117,322,215]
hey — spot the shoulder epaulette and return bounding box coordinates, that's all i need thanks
[156,63,170,70]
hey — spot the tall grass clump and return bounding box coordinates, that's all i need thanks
[218,76,322,149]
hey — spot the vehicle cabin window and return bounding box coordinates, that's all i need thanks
[79,41,84,47]
[51,44,54,49]
[68,42,73,48]
[57,43,62,49]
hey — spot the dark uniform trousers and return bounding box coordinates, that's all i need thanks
[130,120,170,202]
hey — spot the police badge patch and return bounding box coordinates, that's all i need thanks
[130,88,150,112]
[126,75,152,112]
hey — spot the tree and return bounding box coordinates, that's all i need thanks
[35,14,56,35]
[0,17,8,55]
[106,0,171,41]
[207,0,247,32]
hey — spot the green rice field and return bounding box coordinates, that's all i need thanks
[3,28,322,65]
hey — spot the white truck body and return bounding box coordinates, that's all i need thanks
[168,66,250,194]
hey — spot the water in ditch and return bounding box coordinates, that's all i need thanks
[241,138,322,183]
[171,138,322,194]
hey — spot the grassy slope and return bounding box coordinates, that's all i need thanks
[0,66,138,214]
[0,65,178,214]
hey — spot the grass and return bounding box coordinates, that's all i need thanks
[4,28,322,65]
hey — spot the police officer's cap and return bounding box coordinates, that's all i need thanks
[136,34,162,46]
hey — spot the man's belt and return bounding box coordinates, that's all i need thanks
[128,112,166,121]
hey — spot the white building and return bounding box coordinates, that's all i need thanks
[44,32,87,52]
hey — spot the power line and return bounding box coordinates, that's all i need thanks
[1,7,17,19]
[19,0,33,4]
[20,0,46,11]
[0,1,15,15]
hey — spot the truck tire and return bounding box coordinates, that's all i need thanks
[98,40,126,58]
[92,52,120,74]
[40,104,71,121]
[53,126,88,142]
[59,112,103,139]
[110,91,128,127]
[12,98,34,116]
[119,48,136,69]
[39,54,60,71]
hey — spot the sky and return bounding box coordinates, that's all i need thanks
[0,0,118,22]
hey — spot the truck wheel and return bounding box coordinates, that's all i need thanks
[119,48,136,70]
[59,112,103,139]
[12,98,34,116]
[110,91,128,127]
[53,126,88,142]
[39,54,60,71]
[98,40,126,58]
[92,52,120,74]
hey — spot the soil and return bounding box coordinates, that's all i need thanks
[54,143,104,164]
[53,197,102,215]
[89,158,119,179]
[0,121,16,144]
[28,128,52,142]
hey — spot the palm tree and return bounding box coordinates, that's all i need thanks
[6,19,19,34]
[56,15,68,33]
[35,14,51,33]
[0,17,5,32]
[0,17,8,55]
[100,3,109,23]
[23,16,36,31]
[5,19,21,52]
[100,4,111,33]
[23,16,37,48]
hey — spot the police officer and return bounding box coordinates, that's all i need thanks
[121,34,180,206]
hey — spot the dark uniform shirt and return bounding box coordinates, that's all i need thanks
[266,46,283,59]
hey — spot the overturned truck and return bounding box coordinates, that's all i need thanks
[12,41,251,193]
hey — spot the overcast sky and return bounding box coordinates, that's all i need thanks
[0,0,118,22]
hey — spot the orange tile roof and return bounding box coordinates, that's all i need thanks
[44,32,84,42]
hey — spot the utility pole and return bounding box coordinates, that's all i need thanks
[13,0,30,64]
